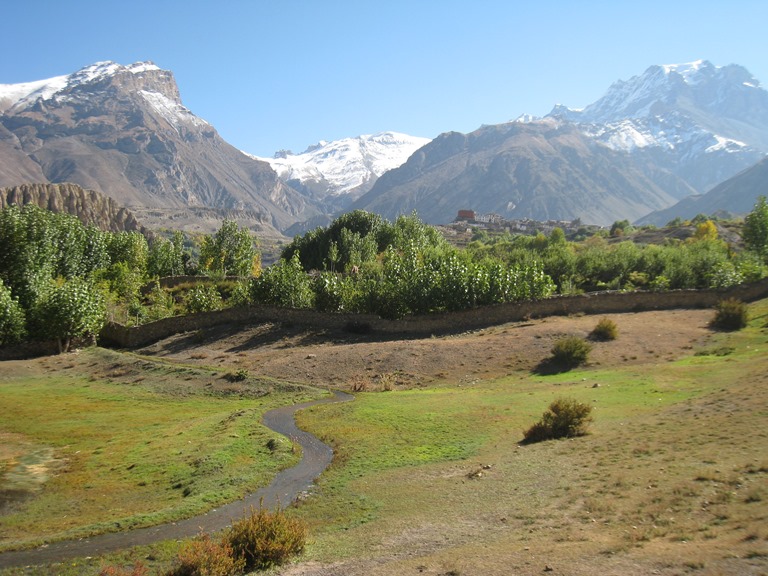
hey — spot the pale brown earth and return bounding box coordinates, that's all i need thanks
[139,309,714,391]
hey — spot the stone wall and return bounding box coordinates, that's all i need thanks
[100,277,768,349]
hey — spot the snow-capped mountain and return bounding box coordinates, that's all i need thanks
[544,60,768,195]
[356,60,768,226]
[253,132,430,211]
[0,61,322,236]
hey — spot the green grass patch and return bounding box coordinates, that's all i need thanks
[0,349,323,549]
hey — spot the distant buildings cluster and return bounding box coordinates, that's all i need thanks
[453,210,593,236]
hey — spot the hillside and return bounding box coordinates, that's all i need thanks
[0,61,322,237]
[638,156,768,225]
[352,120,683,226]
[353,61,768,226]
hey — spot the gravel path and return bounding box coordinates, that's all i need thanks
[0,390,353,569]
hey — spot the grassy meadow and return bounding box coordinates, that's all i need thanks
[0,348,322,550]
[0,301,766,575]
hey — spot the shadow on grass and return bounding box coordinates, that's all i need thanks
[532,357,580,375]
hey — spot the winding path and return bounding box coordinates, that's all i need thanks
[0,390,353,569]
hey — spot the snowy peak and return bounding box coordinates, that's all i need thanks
[0,61,186,116]
[255,131,431,199]
[553,60,763,125]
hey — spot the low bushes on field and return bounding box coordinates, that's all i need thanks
[711,298,749,331]
[99,563,149,576]
[166,533,244,576]
[225,504,307,572]
[550,336,592,368]
[590,317,618,341]
[522,397,594,444]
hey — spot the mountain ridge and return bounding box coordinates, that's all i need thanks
[252,131,431,213]
[353,60,768,226]
[0,61,324,237]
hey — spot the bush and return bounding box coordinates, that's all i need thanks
[99,563,149,576]
[711,298,749,331]
[166,533,244,576]
[225,504,307,571]
[185,284,223,314]
[550,336,592,368]
[522,398,594,444]
[224,368,249,382]
[590,318,618,341]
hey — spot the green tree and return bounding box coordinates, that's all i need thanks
[0,205,57,309]
[199,220,257,277]
[0,279,26,346]
[609,219,632,237]
[107,231,149,276]
[250,253,313,309]
[147,231,187,278]
[693,220,718,242]
[32,277,107,353]
[184,284,223,314]
[743,195,768,259]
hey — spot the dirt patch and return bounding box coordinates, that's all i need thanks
[138,309,714,390]
[0,434,62,515]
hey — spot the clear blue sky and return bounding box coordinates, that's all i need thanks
[3,0,767,157]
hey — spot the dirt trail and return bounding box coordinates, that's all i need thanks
[0,391,353,570]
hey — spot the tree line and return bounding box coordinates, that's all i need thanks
[0,205,256,351]
[2,197,767,352]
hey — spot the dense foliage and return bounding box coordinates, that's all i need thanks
[743,195,768,260]
[254,212,557,318]
[1,202,766,351]
[0,205,257,349]
[466,218,766,294]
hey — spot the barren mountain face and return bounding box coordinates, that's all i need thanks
[0,62,322,236]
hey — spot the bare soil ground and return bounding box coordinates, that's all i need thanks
[138,309,714,390]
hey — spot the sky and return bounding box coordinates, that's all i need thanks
[2,0,767,157]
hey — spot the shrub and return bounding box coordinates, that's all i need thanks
[99,562,149,576]
[522,397,594,444]
[590,318,618,341]
[166,533,244,576]
[223,368,249,382]
[711,298,748,331]
[185,284,223,314]
[550,336,592,368]
[225,504,307,571]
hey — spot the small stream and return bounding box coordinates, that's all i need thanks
[0,390,353,569]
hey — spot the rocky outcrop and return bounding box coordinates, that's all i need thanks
[0,182,147,234]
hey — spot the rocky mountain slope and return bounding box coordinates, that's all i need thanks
[352,120,684,225]
[354,60,768,226]
[0,182,147,234]
[253,131,430,212]
[0,61,322,236]
[637,155,768,225]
